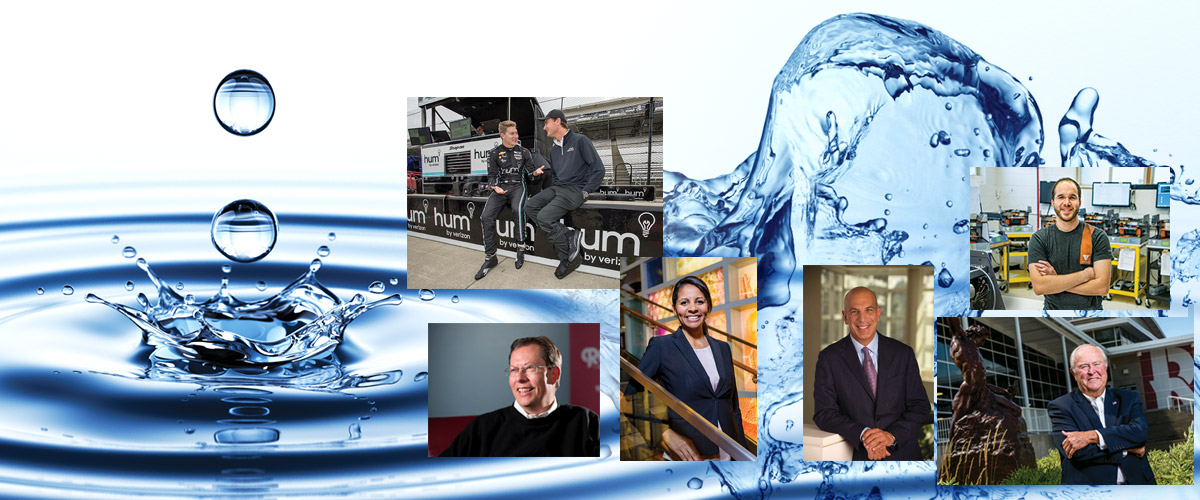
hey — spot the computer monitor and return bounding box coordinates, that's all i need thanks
[1091,182,1131,207]
[1039,180,1055,203]
[408,127,433,145]
[449,118,473,140]
[1157,182,1171,208]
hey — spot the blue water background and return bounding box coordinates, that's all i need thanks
[663,11,1197,500]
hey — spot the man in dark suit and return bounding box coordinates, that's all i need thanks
[812,286,933,461]
[1049,344,1155,485]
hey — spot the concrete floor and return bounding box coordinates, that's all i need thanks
[406,235,618,290]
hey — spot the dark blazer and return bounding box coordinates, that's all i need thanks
[1048,388,1156,485]
[812,334,932,461]
[625,329,747,457]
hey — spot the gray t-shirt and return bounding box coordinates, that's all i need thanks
[1027,222,1113,310]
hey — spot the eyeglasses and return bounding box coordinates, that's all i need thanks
[1074,361,1105,374]
[504,365,550,377]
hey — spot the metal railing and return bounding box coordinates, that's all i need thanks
[1168,395,1194,413]
[620,354,755,461]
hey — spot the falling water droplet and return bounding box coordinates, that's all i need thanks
[665,469,673,475]
[327,232,336,241]
[210,199,278,263]
[111,235,119,244]
[415,372,428,382]
[317,246,331,257]
[883,209,890,216]
[419,290,435,301]
[944,102,952,110]
[61,285,74,296]
[348,423,361,440]
[389,278,399,286]
[125,281,135,291]
[884,193,893,201]
[945,200,954,208]
[36,288,44,295]
[368,281,385,293]
[175,282,185,290]
[937,267,954,288]
[310,259,322,272]
[953,219,970,234]
[122,246,137,258]
[213,69,275,136]
[255,281,267,291]
[687,478,703,490]
[451,296,460,303]
[222,264,232,273]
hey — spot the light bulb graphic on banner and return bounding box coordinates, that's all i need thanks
[638,212,656,237]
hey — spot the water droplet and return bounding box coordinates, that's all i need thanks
[210,199,278,263]
[598,444,611,459]
[255,281,268,291]
[884,193,893,201]
[185,428,196,434]
[61,285,74,296]
[414,372,428,382]
[1028,75,1033,81]
[983,149,991,158]
[945,200,953,208]
[389,278,399,286]
[222,264,232,273]
[368,281,385,293]
[213,69,274,136]
[953,219,970,234]
[185,294,196,304]
[937,267,954,288]
[883,209,890,216]
[687,478,703,490]
[983,65,990,72]
[359,415,371,421]
[327,232,336,241]
[451,296,460,303]
[175,281,185,291]
[317,246,331,257]
[1153,148,1158,153]
[953,148,971,157]
[111,235,119,244]
[348,423,361,440]
[419,289,435,301]
[310,259,322,272]
[944,102,952,110]
[122,246,137,258]
[922,223,929,230]
[665,469,673,475]
[36,288,44,295]
[214,427,280,444]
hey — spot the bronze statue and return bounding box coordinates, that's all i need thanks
[940,320,1035,484]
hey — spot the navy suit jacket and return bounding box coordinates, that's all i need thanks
[812,334,932,461]
[625,329,747,457]
[1048,388,1156,485]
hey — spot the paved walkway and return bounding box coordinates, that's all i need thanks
[406,236,619,290]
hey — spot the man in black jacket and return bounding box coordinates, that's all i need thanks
[476,120,544,280]
[525,109,605,279]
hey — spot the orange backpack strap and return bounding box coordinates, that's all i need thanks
[1080,224,1093,266]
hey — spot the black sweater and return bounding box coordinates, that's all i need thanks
[549,131,605,192]
[439,404,599,457]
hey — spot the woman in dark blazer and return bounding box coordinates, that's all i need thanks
[626,276,747,460]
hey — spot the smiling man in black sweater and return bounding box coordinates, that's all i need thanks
[524,109,606,279]
[439,336,599,457]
